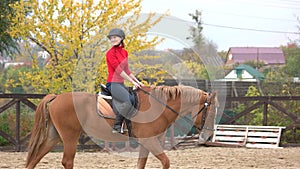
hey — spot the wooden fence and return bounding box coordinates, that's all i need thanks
[1,93,300,151]
[224,96,300,130]
[0,94,45,151]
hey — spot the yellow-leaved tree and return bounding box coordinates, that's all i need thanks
[9,0,165,94]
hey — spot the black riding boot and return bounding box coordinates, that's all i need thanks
[125,119,132,136]
[112,113,125,134]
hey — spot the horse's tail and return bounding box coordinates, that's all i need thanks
[26,94,57,167]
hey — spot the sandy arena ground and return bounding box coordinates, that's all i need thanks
[0,147,299,169]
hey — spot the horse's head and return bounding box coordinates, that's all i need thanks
[191,90,219,134]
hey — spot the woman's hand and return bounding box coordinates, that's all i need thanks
[129,73,144,89]
[132,81,141,90]
[137,80,144,87]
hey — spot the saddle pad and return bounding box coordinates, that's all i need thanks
[97,95,115,118]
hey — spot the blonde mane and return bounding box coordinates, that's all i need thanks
[150,85,203,103]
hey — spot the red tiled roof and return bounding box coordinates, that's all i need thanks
[226,47,285,65]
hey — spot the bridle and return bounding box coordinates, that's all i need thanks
[191,94,215,131]
[191,96,209,130]
[139,87,214,132]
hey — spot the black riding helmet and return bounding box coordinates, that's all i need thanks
[107,28,125,40]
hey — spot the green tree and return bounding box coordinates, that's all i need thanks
[0,0,20,58]
[183,10,205,63]
[283,47,300,77]
[130,53,170,85]
[217,50,227,62]
[187,10,204,47]
[243,60,265,69]
[245,86,262,125]
[171,60,208,79]
[3,66,30,93]
[182,9,222,80]
[264,67,287,82]
[8,0,165,94]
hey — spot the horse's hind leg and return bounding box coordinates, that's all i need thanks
[60,130,81,169]
[27,122,60,169]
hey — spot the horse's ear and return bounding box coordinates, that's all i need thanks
[210,90,217,99]
[211,90,219,107]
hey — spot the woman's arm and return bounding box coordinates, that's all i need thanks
[120,71,141,88]
[129,74,144,86]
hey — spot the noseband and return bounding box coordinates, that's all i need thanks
[191,93,214,131]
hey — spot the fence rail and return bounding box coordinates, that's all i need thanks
[1,92,299,151]
[224,96,300,130]
[0,94,45,151]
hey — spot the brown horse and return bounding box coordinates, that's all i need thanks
[26,85,218,169]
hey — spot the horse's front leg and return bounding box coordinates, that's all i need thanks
[138,137,170,169]
[137,145,150,169]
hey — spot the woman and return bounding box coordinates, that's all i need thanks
[106,28,144,134]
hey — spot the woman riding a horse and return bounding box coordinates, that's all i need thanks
[105,28,144,134]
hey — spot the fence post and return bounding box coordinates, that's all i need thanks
[263,102,268,126]
[16,100,21,151]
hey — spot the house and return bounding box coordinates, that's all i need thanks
[0,55,8,69]
[225,47,285,65]
[4,62,27,69]
[37,51,50,59]
[1,54,29,69]
[219,64,265,82]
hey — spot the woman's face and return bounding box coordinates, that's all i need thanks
[109,35,122,46]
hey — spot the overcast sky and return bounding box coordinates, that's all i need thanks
[140,0,300,51]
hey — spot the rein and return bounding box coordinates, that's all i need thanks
[138,87,212,132]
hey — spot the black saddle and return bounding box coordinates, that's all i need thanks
[98,84,139,117]
[100,84,112,98]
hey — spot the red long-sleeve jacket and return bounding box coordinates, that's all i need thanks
[106,46,131,83]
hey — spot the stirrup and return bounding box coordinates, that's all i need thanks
[121,123,128,133]
[112,129,124,134]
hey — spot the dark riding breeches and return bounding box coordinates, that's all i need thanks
[106,82,134,119]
